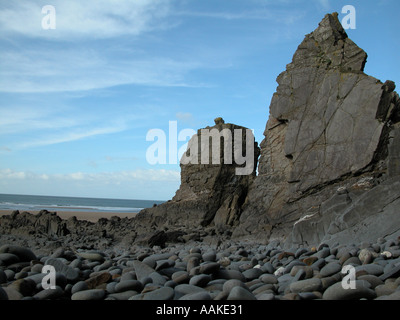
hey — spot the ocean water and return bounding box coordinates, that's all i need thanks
[0,193,164,213]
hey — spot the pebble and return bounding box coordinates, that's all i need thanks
[142,287,175,300]
[45,258,80,282]
[132,260,155,282]
[227,286,257,300]
[379,263,400,281]
[189,274,211,287]
[320,262,342,277]
[242,268,263,281]
[115,280,143,293]
[76,251,105,262]
[0,245,37,262]
[322,280,376,300]
[222,279,248,293]
[71,281,89,294]
[290,278,322,293]
[71,289,106,300]
[33,286,64,300]
[179,292,212,300]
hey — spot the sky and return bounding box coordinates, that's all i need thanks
[0,0,399,201]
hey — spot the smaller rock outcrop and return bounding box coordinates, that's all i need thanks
[134,118,260,237]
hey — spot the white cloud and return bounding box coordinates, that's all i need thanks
[0,0,173,40]
[0,168,180,200]
[0,104,135,150]
[0,168,180,183]
[0,106,79,135]
[0,46,203,93]
[17,124,127,149]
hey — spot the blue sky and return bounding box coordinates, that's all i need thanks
[0,0,399,200]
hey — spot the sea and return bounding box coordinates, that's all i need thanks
[0,193,164,213]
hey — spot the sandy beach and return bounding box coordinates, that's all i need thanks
[0,209,138,223]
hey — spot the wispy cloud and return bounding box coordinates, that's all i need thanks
[175,9,305,24]
[0,168,180,183]
[0,104,137,151]
[0,0,173,40]
[17,124,127,150]
[0,47,204,93]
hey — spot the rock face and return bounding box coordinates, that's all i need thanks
[233,13,400,246]
[134,118,260,239]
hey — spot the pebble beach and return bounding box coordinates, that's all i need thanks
[1,235,400,301]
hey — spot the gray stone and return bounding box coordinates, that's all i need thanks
[93,260,113,272]
[259,274,278,285]
[8,278,36,296]
[171,271,190,284]
[143,287,175,300]
[199,262,220,275]
[375,283,398,297]
[71,281,89,295]
[227,286,256,300]
[155,259,174,271]
[0,245,37,262]
[355,264,384,276]
[71,289,106,300]
[76,251,105,262]
[107,290,137,300]
[375,291,400,300]
[379,263,400,281]
[322,280,376,300]
[0,253,20,266]
[45,258,80,282]
[179,292,212,300]
[189,274,211,287]
[290,278,322,293]
[174,284,206,299]
[202,250,217,262]
[214,269,246,282]
[106,281,118,294]
[33,286,64,300]
[242,268,263,281]
[256,292,275,300]
[320,262,342,277]
[358,275,384,289]
[2,287,23,300]
[149,271,167,286]
[4,270,15,281]
[222,279,248,294]
[115,280,143,293]
[133,260,156,282]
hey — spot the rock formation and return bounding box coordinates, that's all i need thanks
[134,118,260,239]
[1,13,399,251]
[233,13,400,246]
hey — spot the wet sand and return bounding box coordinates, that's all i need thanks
[0,210,138,223]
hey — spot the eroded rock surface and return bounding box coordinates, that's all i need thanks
[233,13,400,246]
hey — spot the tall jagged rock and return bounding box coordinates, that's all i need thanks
[134,118,260,240]
[233,13,400,246]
